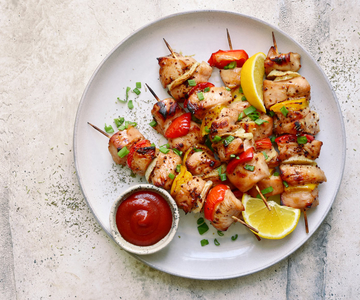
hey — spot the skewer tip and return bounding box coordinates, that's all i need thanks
[163,38,177,59]
[145,83,160,101]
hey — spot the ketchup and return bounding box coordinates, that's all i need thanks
[116,191,173,246]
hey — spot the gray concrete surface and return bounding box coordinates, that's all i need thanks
[1,0,359,299]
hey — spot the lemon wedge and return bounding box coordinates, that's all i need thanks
[240,52,266,113]
[242,193,300,239]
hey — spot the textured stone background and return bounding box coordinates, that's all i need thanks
[1,0,359,299]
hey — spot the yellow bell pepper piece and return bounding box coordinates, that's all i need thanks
[270,98,308,112]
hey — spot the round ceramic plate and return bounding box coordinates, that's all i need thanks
[73,11,345,279]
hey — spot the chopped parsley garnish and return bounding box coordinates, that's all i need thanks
[104,124,114,133]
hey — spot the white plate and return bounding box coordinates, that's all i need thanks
[74,11,345,279]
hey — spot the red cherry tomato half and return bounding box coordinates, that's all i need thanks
[165,112,191,139]
[204,184,229,221]
[126,139,151,168]
[208,50,249,69]
[226,147,255,174]
[255,138,273,150]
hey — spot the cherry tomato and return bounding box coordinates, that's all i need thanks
[126,139,151,168]
[255,138,273,150]
[208,50,249,69]
[165,112,191,139]
[226,147,254,174]
[204,184,229,221]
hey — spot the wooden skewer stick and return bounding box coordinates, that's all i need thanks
[272,31,278,54]
[87,122,110,138]
[226,28,233,50]
[255,184,271,211]
[232,216,259,233]
[163,38,177,59]
[145,83,160,101]
[303,209,309,234]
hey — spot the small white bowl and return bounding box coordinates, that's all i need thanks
[109,184,180,255]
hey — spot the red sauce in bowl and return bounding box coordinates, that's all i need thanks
[116,191,173,246]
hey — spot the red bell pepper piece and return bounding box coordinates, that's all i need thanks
[255,138,273,150]
[165,112,191,139]
[185,82,215,108]
[275,134,315,144]
[226,147,255,174]
[126,139,151,168]
[208,50,249,69]
[204,184,229,221]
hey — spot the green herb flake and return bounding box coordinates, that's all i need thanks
[128,100,134,109]
[283,181,289,188]
[214,239,220,246]
[223,135,235,147]
[244,106,257,115]
[239,86,243,93]
[217,230,224,236]
[280,106,289,117]
[176,164,181,173]
[270,136,276,143]
[197,217,205,225]
[136,82,141,89]
[260,186,274,195]
[238,112,245,121]
[188,79,196,86]
[117,147,129,158]
[225,87,231,91]
[118,125,126,131]
[133,88,141,95]
[114,117,125,128]
[220,173,227,181]
[126,87,131,100]
[255,118,268,125]
[198,222,209,235]
[104,124,114,133]
[197,92,204,101]
[212,135,222,143]
[224,61,237,69]
[241,96,247,102]
[273,171,280,176]
[149,120,157,127]
[231,234,238,241]
[297,136,308,144]
[117,97,126,103]
[262,151,269,160]
[204,126,211,134]
[201,239,209,247]
[173,149,183,157]
[204,87,210,92]
[244,165,255,172]
[168,173,175,180]
[159,146,170,154]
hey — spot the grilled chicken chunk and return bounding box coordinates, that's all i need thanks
[260,146,280,168]
[169,61,213,102]
[212,137,244,163]
[168,121,204,153]
[248,174,284,197]
[158,53,196,88]
[211,188,244,231]
[209,107,240,138]
[239,114,273,141]
[227,153,270,192]
[281,188,319,210]
[185,148,221,176]
[148,150,182,190]
[187,87,233,119]
[263,77,311,109]
[264,47,301,76]
[274,109,320,136]
[220,67,242,89]
[277,138,323,161]
[151,98,184,135]
[280,164,327,186]
[127,141,158,176]
[108,126,144,165]
[171,176,206,214]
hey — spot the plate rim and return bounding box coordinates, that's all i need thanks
[73,9,346,280]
